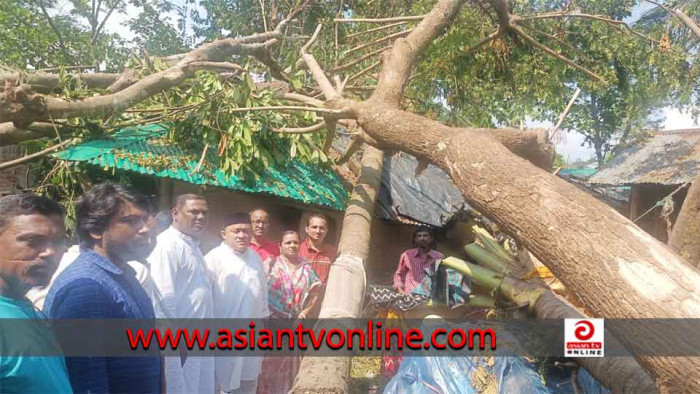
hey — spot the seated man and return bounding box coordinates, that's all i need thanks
[44,183,162,393]
[299,213,337,284]
[0,194,71,393]
[249,208,280,263]
[205,213,268,394]
[393,226,444,294]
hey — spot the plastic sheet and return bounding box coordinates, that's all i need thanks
[384,321,611,394]
[384,355,611,394]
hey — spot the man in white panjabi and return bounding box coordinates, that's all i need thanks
[148,194,214,394]
[205,212,269,394]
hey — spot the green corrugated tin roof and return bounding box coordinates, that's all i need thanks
[559,168,598,178]
[54,124,349,210]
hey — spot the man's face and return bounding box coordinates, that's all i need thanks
[306,217,328,244]
[415,231,433,250]
[222,223,252,253]
[250,210,269,238]
[99,201,152,264]
[173,198,208,237]
[0,213,66,292]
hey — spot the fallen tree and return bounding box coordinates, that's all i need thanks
[669,177,700,268]
[665,17,700,268]
[1,0,699,391]
[442,230,657,393]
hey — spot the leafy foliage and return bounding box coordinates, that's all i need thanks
[97,65,330,180]
[3,0,698,190]
[0,0,187,71]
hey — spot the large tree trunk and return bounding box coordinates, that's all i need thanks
[669,179,700,267]
[532,292,657,393]
[442,257,657,393]
[328,99,700,392]
[3,0,699,390]
[291,145,384,393]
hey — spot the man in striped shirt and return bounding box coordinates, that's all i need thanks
[392,226,444,294]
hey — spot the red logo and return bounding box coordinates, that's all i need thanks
[565,319,604,357]
[574,320,594,341]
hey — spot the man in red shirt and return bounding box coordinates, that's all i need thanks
[299,213,337,283]
[393,226,444,294]
[249,208,280,263]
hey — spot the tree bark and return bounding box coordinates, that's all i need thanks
[0,72,120,93]
[442,257,657,393]
[669,179,700,267]
[328,98,700,392]
[533,292,657,393]
[291,145,384,394]
[0,122,57,145]
[2,0,697,390]
[668,6,700,39]
[0,22,292,127]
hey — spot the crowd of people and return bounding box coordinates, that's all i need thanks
[0,181,443,393]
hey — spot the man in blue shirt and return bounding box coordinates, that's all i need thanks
[0,193,72,393]
[45,182,162,393]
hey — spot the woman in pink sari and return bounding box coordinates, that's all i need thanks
[257,231,321,394]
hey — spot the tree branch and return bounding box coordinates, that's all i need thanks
[335,137,361,165]
[189,143,209,175]
[186,62,245,72]
[37,65,97,72]
[300,24,339,100]
[346,21,408,39]
[510,25,606,83]
[34,0,73,64]
[275,93,323,108]
[516,10,663,44]
[272,121,326,134]
[0,122,57,146]
[348,61,381,83]
[323,120,337,153]
[331,46,391,72]
[225,105,353,116]
[275,92,324,107]
[549,87,581,141]
[344,29,413,57]
[335,15,425,23]
[0,72,122,93]
[0,138,75,170]
[0,17,299,125]
[463,29,503,53]
[371,0,465,106]
[92,0,122,43]
[645,0,700,39]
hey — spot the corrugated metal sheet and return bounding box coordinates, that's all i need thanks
[54,124,349,210]
[558,168,598,178]
[589,129,700,186]
[378,152,470,227]
[332,135,469,227]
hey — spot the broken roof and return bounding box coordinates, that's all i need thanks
[589,128,700,186]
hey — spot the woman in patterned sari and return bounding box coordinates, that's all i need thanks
[257,231,322,394]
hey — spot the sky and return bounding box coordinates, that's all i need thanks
[96,0,698,163]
